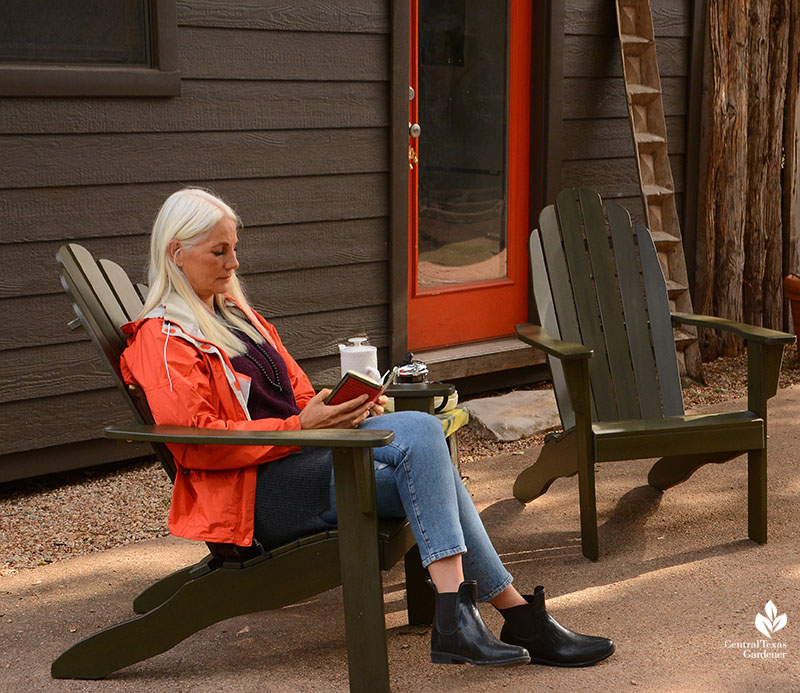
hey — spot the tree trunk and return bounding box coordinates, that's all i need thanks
[762,1,791,330]
[743,0,769,329]
[697,1,793,353]
[698,0,749,359]
[783,2,800,330]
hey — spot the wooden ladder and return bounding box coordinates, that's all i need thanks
[615,0,703,380]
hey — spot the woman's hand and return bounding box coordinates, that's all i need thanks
[298,390,372,430]
[368,394,389,417]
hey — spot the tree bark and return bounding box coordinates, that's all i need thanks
[698,0,749,358]
[762,1,790,330]
[743,0,769,328]
[783,2,800,330]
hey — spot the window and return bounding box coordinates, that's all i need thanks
[0,0,179,97]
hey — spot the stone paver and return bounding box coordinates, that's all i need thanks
[464,389,560,440]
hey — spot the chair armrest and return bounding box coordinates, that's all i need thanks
[105,424,394,448]
[671,313,796,346]
[515,323,594,360]
[672,313,794,412]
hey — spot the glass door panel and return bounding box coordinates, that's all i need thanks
[417,0,508,290]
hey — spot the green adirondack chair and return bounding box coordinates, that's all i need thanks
[52,243,436,692]
[514,188,795,561]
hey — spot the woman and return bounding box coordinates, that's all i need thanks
[120,187,615,668]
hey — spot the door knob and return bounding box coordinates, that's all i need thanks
[409,122,421,138]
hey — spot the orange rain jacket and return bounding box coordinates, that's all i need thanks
[120,293,316,546]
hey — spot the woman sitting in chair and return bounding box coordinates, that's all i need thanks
[120,187,614,668]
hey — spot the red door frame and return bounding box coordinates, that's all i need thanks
[408,0,532,351]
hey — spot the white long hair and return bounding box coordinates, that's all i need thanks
[139,187,265,356]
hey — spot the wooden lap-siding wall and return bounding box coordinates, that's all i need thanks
[0,1,392,481]
[560,0,690,226]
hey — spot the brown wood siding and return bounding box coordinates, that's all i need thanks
[0,0,393,479]
[559,0,691,226]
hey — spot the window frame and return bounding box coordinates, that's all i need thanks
[0,0,180,97]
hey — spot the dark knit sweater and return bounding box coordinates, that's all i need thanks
[229,330,300,420]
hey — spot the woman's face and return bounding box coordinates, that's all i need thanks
[171,216,239,309]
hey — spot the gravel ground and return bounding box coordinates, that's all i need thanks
[2,345,799,577]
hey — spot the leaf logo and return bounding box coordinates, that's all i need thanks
[755,600,787,639]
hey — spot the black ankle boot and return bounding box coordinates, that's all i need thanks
[499,585,615,667]
[429,580,530,666]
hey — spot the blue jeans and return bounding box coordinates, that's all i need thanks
[319,411,513,602]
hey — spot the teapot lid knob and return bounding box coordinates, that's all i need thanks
[348,337,368,346]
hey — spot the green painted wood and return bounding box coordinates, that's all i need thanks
[635,225,684,415]
[528,229,575,429]
[538,204,595,420]
[332,447,390,693]
[607,201,663,419]
[672,313,796,346]
[52,536,345,679]
[133,557,212,614]
[647,451,741,490]
[555,188,618,421]
[563,358,598,561]
[105,423,394,449]
[512,429,579,503]
[377,521,416,571]
[514,323,593,360]
[65,244,130,350]
[58,245,127,379]
[578,188,639,419]
[748,448,767,543]
[404,544,435,625]
[594,415,764,462]
[747,343,787,416]
[98,257,144,322]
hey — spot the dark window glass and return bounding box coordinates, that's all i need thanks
[417,0,509,289]
[0,0,150,65]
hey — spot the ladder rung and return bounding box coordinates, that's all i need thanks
[651,231,682,249]
[620,33,652,45]
[627,84,660,96]
[636,131,666,145]
[673,328,697,350]
[665,280,688,298]
[643,184,674,197]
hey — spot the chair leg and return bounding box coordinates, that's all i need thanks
[748,448,767,544]
[133,554,213,614]
[332,447,390,693]
[512,429,578,503]
[575,445,598,561]
[447,431,459,470]
[648,451,741,491]
[403,544,434,625]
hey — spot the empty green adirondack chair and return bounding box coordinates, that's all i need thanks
[52,243,436,692]
[514,188,795,561]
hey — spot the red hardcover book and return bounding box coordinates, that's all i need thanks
[324,368,397,406]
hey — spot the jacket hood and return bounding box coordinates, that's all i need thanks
[122,291,227,341]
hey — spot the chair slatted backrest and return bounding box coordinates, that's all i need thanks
[531,188,683,429]
[57,243,177,480]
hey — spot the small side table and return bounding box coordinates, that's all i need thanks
[384,381,455,415]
